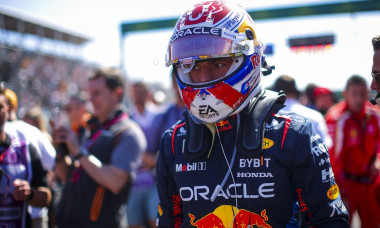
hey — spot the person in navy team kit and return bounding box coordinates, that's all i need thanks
[155,1,349,227]
[52,68,146,228]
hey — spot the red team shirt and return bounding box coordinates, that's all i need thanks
[325,100,380,227]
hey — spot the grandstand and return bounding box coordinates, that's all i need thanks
[0,6,96,118]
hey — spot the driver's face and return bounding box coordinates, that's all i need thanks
[189,57,233,83]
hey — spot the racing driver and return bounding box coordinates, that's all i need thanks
[156,1,350,227]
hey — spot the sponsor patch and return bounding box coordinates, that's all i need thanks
[176,162,206,172]
[327,184,339,200]
[296,188,309,212]
[321,168,334,183]
[262,138,274,149]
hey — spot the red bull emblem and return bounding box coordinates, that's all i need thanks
[217,120,229,127]
[216,120,232,132]
[189,205,271,228]
[189,213,225,228]
[233,209,271,228]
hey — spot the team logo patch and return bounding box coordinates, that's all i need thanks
[216,120,232,132]
[327,184,339,200]
[188,205,271,228]
[262,138,274,149]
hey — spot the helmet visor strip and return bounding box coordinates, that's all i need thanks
[167,33,252,66]
[174,55,245,87]
[169,35,234,65]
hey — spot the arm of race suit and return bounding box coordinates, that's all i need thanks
[289,119,350,227]
[156,128,183,228]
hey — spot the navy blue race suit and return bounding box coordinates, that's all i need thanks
[156,91,349,228]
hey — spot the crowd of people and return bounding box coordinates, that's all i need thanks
[1,1,380,228]
[0,45,95,118]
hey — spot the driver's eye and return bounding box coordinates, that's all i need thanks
[192,64,200,71]
[212,62,224,68]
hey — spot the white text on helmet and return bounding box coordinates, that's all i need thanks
[171,27,222,42]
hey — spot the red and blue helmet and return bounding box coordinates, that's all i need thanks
[166,0,264,124]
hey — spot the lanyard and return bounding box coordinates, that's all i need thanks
[83,112,128,150]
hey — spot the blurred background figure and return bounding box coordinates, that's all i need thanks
[53,67,146,228]
[370,35,380,214]
[299,83,317,109]
[313,86,336,115]
[50,96,92,228]
[370,35,380,107]
[4,88,56,228]
[4,88,56,171]
[272,75,332,147]
[65,95,92,145]
[0,83,52,228]
[325,75,380,227]
[146,69,185,157]
[23,105,52,142]
[126,81,159,228]
[130,81,159,135]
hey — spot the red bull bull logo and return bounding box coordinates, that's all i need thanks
[217,120,229,127]
[216,120,232,132]
[189,213,225,228]
[189,205,271,228]
[233,209,271,228]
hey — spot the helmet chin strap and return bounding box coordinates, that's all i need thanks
[370,92,380,105]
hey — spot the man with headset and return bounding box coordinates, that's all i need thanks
[155,1,349,227]
[371,35,380,106]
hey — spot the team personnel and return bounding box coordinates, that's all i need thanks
[155,1,349,227]
[371,35,380,106]
[52,68,146,228]
[325,75,380,227]
[370,34,380,211]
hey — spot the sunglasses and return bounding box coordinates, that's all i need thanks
[372,72,380,82]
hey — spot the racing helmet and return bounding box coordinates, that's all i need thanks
[166,0,266,124]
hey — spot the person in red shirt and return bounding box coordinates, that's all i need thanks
[325,75,380,227]
[313,87,336,115]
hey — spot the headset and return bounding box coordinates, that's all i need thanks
[370,93,380,105]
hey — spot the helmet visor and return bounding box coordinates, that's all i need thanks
[167,35,237,66]
[174,55,245,87]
